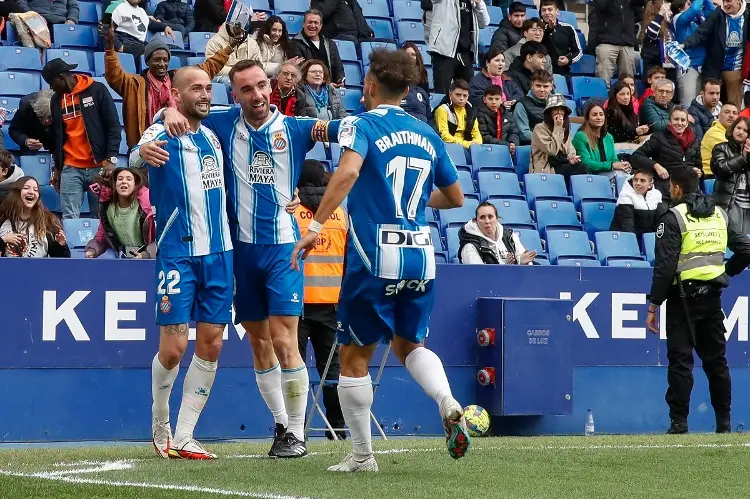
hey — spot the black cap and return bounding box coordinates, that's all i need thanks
[42,58,78,84]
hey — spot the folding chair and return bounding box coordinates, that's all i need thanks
[305,337,389,441]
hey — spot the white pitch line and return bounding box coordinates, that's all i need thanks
[36,460,134,477]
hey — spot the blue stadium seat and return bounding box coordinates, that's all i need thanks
[526,8,539,18]
[577,30,586,54]
[524,173,571,207]
[534,200,582,236]
[495,198,534,230]
[53,24,97,49]
[308,141,327,162]
[0,72,40,96]
[188,32,214,55]
[615,174,627,195]
[360,0,391,19]
[46,49,93,75]
[642,232,656,266]
[486,5,503,25]
[478,27,498,53]
[558,258,601,267]
[63,218,99,249]
[477,171,524,201]
[565,99,578,116]
[40,185,60,212]
[78,1,100,25]
[396,21,424,43]
[430,225,442,250]
[438,198,479,233]
[425,206,436,222]
[571,76,608,109]
[92,77,122,102]
[470,144,513,175]
[570,122,582,135]
[366,18,396,40]
[343,62,363,87]
[414,43,432,65]
[553,73,570,97]
[581,201,615,240]
[115,102,124,125]
[594,231,645,265]
[249,0,272,12]
[119,130,128,155]
[94,51,137,77]
[2,128,19,151]
[425,66,434,90]
[280,14,304,34]
[429,93,445,111]
[334,39,359,63]
[570,174,615,209]
[608,259,651,268]
[20,155,53,185]
[211,89,229,105]
[338,88,363,112]
[446,226,461,261]
[558,10,579,29]
[515,145,531,178]
[0,46,43,74]
[704,178,715,195]
[273,0,308,14]
[444,142,469,169]
[546,230,595,264]
[140,55,182,71]
[435,252,448,263]
[361,42,398,63]
[513,228,548,261]
[457,170,477,199]
[393,0,422,21]
[0,96,21,121]
[329,143,341,167]
[570,54,596,76]
[147,31,188,52]
[186,56,205,65]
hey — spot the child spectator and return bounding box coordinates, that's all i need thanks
[85,168,155,259]
[0,150,24,202]
[489,1,526,53]
[639,66,667,107]
[153,0,194,38]
[112,0,174,59]
[531,94,586,179]
[539,0,582,75]
[434,79,482,149]
[573,102,631,177]
[0,176,70,258]
[458,201,536,264]
[476,85,519,152]
[514,70,553,145]
[606,81,650,143]
[506,40,549,94]
[503,18,553,75]
[609,169,665,246]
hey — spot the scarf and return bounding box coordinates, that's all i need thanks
[270,84,297,116]
[495,109,504,140]
[306,84,329,113]
[668,124,695,151]
[147,72,175,126]
[223,0,231,14]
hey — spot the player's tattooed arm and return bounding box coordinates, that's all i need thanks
[164,324,189,336]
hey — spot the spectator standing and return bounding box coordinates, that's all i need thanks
[469,48,523,107]
[16,0,78,25]
[531,94,585,178]
[506,41,549,95]
[0,177,70,258]
[193,0,265,33]
[426,0,490,95]
[297,59,348,120]
[489,1,525,53]
[605,81,650,143]
[434,79,482,148]
[292,10,345,86]
[701,103,739,177]
[539,0,582,75]
[85,167,155,259]
[206,23,262,86]
[44,59,120,220]
[682,0,749,108]
[153,0,194,38]
[640,79,676,133]
[514,69,554,145]
[591,0,642,86]
[671,0,716,106]
[476,85,519,150]
[640,1,677,88]
[711,116,750,233]
[0,150,23,202]
[639,66,668,107]
[609,169,665,245]
[270,63,316,118]
[105,26,231,149]
[572,102,631,178]
[688,78,722,142]
[399,43,431,123]
[8,90,54,155]
[310,0,373,44]
[111,0,174,59]
[503,18,553,74]
[458,201,536,264]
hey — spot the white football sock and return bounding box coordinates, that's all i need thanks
[338,375,374,460]
[174,354,217,445]
[255,364,289,429]
[152,353,179,422]
[281,365,309,441]
[405,347,453,408]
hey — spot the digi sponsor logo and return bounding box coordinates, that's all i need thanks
[248,151,275,184]
[201,155,223,190]
[379,228,431,248]
[385,279,429,296]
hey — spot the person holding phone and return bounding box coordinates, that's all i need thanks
[110,0,174,59]
[530,93,586,183]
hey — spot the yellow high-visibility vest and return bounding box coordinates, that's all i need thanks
[669,203,727,282]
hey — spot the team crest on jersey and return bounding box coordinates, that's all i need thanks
[160,295,171,314]
[272,132,287,151]
[209,133,221,150]
[201,155,223,190]
[248,151,275,184]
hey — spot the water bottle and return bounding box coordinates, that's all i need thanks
[584,409,595,436]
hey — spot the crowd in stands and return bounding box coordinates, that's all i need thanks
[1,0,750,266]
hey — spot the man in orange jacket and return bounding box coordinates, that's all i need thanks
[294,159,347,439]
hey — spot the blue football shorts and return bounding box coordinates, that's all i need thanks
[233,242,304,323]
[155,251,233,326]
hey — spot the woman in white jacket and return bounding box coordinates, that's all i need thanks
[458,201,536,264]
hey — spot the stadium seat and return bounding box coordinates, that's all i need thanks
[526,7,539,17]
[478,171,524,201]
[515,145,531,178]
[429,93,445,111]
[329,143,341,167]
[594,231,645,265]
[0,71,40,97]
[53,24,97,49]
[430,225,442,250]
[438,198,479,233]
[280,14,304,34]
[92,77,122,102]
[425,67,434,90]
[343,62,363,87]
[558,10,579,29]
[571,76,608,109]
[119,130,128,155]
[570,54,596,76]
[77,1,100,25]
[114,102,124,125]
[565,98,578,116]
[445,226,461,261]
[2,128,19,151]
[615,174,627,195]
[211,89,229,105]
[0,46,43,74]
[396,21,424,43]
[186,57,205,65]
[0,96,21,120]
[414,43,432,65]
[553,73,570,97]
[470,144,513,175]
[457,170,477,198]
[361,42,398,63]
[546,230,595,264]
[486,5,503,25]
[513,228,548,261]
[63,218,99,249]
[308,141,328,162]
[338,88,363,112]
[524,173,571,207]
[393,0,422,21]
[478,27,498,53]
[444,142,470,169]
[704,178,715,195]
[40,185,61,212]
[495,198,535,230]
[188,32,214,55]
[360,0,391,19]
[366,18,395,40]
[46,49,93,75]
[273,0,308,14]
[534,200,582,236]
[570,175,615,209]
[434,252,447,263]
[94,51,137,77]
[334,39,359,63]
[642,232,656,265]
[425,205,437,222]
[20,155,52,185]
[581,201,615,240]
[570,122,582,135]
[558,258,601,267]
[147,31,190,56]
[608,259,651,268]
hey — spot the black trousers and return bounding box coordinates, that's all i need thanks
[665,290,731,420]
[298,304,344,426]
[431,51,475,95]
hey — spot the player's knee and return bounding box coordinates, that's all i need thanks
[196,336,223,362]
[159,347,184,369]
[249,333,273,353]
[391,338,421,365]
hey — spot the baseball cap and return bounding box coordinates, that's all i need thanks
[42,58,78,84]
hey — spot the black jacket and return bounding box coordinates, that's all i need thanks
[8,92,55,155]
[458,226,517,264]
[648,194,750,306]
[153,0,195,37]
[311,0,373,40]
[193,0,225,33]
[605,106,639,143]
[591,0,643,47]
[0,217,71,258]
[292,33,346,84]
[299,186,326,214]
[683,8,750,81]
[542,21,581,74]
[400,86,432,124]
[506,58,534,95]
[710,140,750,210]
[51,78,121,174]
[688,98,716,143]
[475,101,519,146]
[609,179,667,244]
[489,18,523,53]
[631,129,701,198]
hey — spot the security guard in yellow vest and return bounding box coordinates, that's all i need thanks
[647,167,750,435]
[294,160,348,439]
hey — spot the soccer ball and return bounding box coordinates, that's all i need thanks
[463,404,490,437]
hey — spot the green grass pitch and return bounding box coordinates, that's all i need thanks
[1,434,749,498]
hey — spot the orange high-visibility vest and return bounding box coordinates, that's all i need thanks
[294,204,347,304]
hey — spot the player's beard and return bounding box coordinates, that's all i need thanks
[242,96,270,125]
[186,99,210,120]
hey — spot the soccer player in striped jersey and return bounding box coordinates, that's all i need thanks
[292,49,469,472]
[140,59,340,458]
[130,66,232,460]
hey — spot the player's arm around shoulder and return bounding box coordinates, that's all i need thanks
[131,123,169,168]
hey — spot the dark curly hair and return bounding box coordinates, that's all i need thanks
[400,42,428,89]
[367,49,419,98]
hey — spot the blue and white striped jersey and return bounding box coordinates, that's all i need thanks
[130,123,232,257]
[340,105,458,280]
[202,105,339,245]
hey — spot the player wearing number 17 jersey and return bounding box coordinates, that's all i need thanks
[292,49,469,472]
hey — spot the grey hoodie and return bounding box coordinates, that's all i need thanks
[0,165,25,201]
